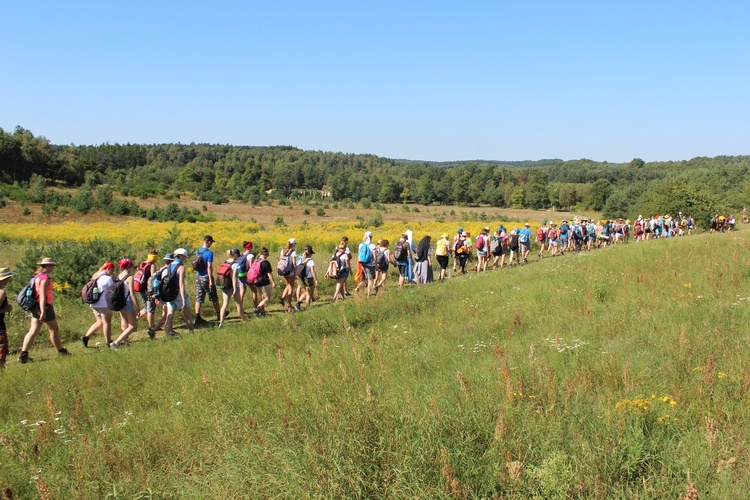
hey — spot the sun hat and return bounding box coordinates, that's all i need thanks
[288,238,297,245]
[174,248,189,258]
[37,257,56,266]
[118,258,133,270]
[364,231,373,239]
[204,235,215,243]
[0,267,15,280]
[524,222,530,227]
[163,253,174,261]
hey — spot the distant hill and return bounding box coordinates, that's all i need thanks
[394,158,563,169]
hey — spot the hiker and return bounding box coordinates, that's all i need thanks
[558,220,570,254]
[404,230,416,283]
[330,242,350,301]
[392,234,412,287]
[110,258,138,348]
[278,238,298,312]
[252,247,275,316]
[452,228,464,273]
[374,239,391,290]
[0,267,15,367]
[507,229,520,265]
[149,253,174,338]
[547,222,559,256]
[356,231,377,296]
[537,221,548,259]
[165,248,194,336]
[475,227,489,272]
[453,232,470,274]
[19,258,68,363]
[218,249,246,327]
[82,261,116,348]
[295,245,317,311]
[134,250,158,336]
[519,223,532,263]
[435,233,451,280]
[237,241,255,310]
[414,235,433,285]
[194,235,220,324]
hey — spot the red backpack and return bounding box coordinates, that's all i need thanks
[475,235,485,250]
[537,227,546,241]
[133,261,151,293]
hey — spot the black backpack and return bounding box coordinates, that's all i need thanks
[16,277,38,312]
[191,248,207,272]
[159,264,181,302]
[105,279,128,311]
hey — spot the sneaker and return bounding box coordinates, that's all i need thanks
[195,315,208,325]
[81,336,89,348]
[294,301,301,312]
[344,291,351,297]
[109,342,119,349]
[165,330,176,337]
[147,328,156,340]
[218,323,224,328]
[19,351,30,364]
[58,348,70,356]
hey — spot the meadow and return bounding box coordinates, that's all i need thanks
[0,227,748,498]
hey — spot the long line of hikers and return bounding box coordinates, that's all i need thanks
[0,212,719,366]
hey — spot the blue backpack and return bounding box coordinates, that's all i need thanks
[358,243,373,264]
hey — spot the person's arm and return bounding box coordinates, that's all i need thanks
[177,266,186,301]
[206,258,214,288]
[127,275,140,310]
[0,290,10,314]
[310,262,318,285]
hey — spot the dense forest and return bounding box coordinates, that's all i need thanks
[2,125,749,225]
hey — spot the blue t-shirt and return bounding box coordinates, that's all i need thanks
[519,228,532,243]
[196,247,214,277]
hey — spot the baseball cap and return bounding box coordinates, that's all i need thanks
[364,231,373,239]
[288,238,297,245]
[204,235,215,243]
[457,227,464,233]
[174,248,189,258]
[163,253,174,261]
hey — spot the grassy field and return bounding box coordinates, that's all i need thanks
[1,232,748,498]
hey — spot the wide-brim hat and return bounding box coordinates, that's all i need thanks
[37,257,56,266]
[0,267,15,280]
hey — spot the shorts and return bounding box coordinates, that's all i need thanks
[509,246,518,254]
[477,250,487,257]
[195,275,218,303]
[337,269,349,283]
[560,236,568,246]
[139,291,156,314]
[521,242,530,252]
[376,264,389,274]
[436,255,449,270]
[168,290,190,311]
[120,299,137,314]
[32,304,56,322]
[588,235,596,243]
[549,240,558,247]
[299,276,315,288]
[362,264,376,281]
[397,262,408,277]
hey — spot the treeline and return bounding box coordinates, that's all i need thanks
[2,125,749,224]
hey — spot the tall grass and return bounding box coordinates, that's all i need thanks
[1,233,749,498]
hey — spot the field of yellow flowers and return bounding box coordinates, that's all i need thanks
[0,219,551,253]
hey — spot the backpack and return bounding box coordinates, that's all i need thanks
[490,236,500,254]
[132,261,151,293]
[394,241,408,262]
[81,277,100,304]
[277,250,295,276]
[159,264,181,303]
[475,235,485,250]
[573,225,583,238]
[358,242,373,264]
[508,234,519,248]
[191,248,207,272]
[559,224,569,236]
[587,224,596,236]
[375,248,388,271]
[537,227,546,241]
[247,259,263,285]
[105,279,128,311]
[236,254,249,274]
[327,251,345,278]
[454,239,467,255]
[216,261,233,290]
[548,228,559,241]
[16,277,38,312]
[295,257,309,279]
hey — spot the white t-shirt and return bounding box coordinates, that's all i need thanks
[92,274,113,309]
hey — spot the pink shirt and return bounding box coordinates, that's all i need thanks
[34,273,54,304]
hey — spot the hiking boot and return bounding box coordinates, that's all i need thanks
[147,328,156,340]
[19,351,30,364]
[195,315,208,325]
[58,348,70,356]
[294,301,301,312]
[81,336,89,348]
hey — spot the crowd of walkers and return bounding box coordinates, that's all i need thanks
[0,212,714,365]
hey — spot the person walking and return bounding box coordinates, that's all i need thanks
[19,258,68,362]
[278,238,298,312]
[374,239,391,290]
[253,247,275,315]
[194,235,220,324]
[134,250,158,338]
[82,261,116,347]
[356,231,377,296]
[0,267,15,367]
[414,235,433,284]
[435,233,451,281]
[218,249,247,327]
[295,245,318,311]
[110,258,139,348]
[392,233,413,287]
[166,248,194,336]
[331,242,351,301]
[236,241,255,310]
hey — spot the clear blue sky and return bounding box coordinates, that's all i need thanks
[2,1,748,163]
